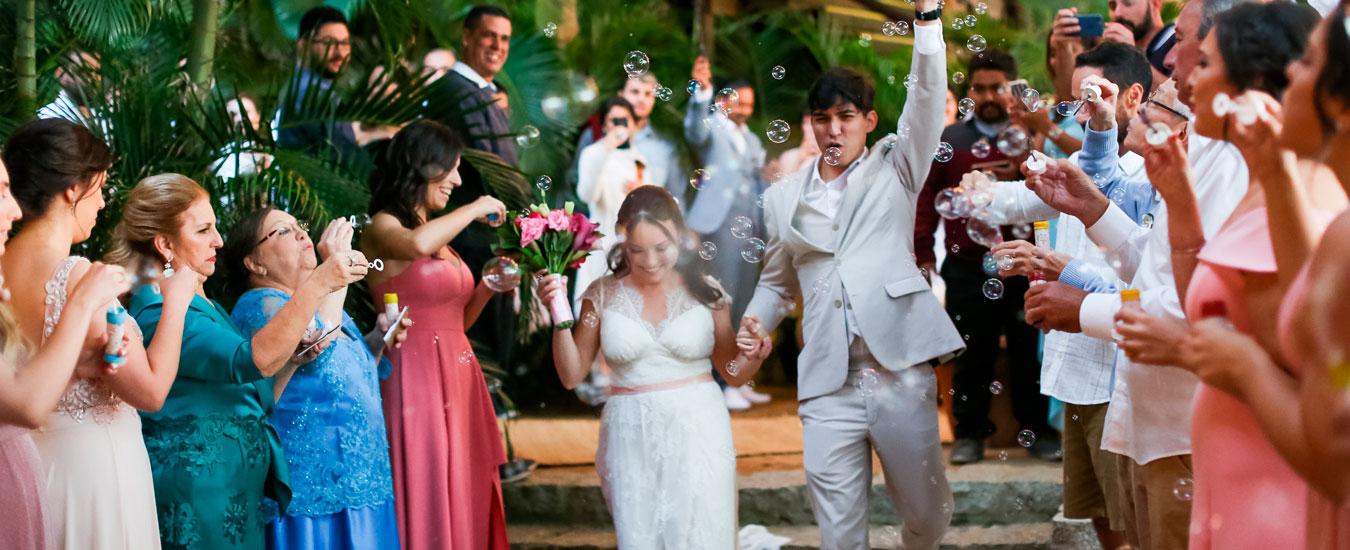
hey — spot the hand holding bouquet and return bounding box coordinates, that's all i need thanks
[493,196,602,329]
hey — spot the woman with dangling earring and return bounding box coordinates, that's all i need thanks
[1,118,197,549]
[0,153,135,550]
[109,173,367,549]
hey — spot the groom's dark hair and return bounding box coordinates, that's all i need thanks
[808,67,875,113]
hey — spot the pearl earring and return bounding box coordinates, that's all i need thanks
[163,261,176,278]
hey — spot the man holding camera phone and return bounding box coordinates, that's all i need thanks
[1052,0,1175,91]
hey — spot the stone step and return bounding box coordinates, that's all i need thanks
[507,523,1060,550]
[504,452,1064,528]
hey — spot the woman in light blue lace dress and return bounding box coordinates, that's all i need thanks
[222,207,408,550]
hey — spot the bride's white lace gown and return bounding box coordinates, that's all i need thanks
[30,257,161,549]
[582,276,737,549]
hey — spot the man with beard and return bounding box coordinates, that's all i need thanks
[915,49,1060,466]
[277,7,395,160]
[1110,0,1175,86]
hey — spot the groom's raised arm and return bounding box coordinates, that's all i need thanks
[743,195,797,334]
[887,20,947,195]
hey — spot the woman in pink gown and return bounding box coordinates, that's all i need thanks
[0,156,132,549]
[1118,3,1350,547]
[1115,4,1325,548]
[359,121,511,550]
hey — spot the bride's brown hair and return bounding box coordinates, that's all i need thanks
[607,186,724,308]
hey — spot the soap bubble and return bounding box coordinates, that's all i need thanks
[896,122,912,141]
[965,15,978,27]
[623,51,650,78]
[730,216,754,239]
[727,360,740,376]
[971,139,992,159]
[655,86,673,101]
[1173,478,1194,501]
[894,21,910,35]
[686,79,701,95]
[982,254,999,276]
[996,126,1030,157]
[1011,224,1032,240]
[536,175,552,191]
[857,368,880,396]
[903,74,918,89]
[689,168,710,190]
[966,210,1005,248]
[1021,89,1043,112]
[482,257,521,292]
[715,88,740,115]
[1056,101,1083,117]
[460,349,475,365]
[983,278,1005,299]
[934,142,955,163]
[882,21,899,36]
[998,255,1015,272]
[880,133,899,148]
[976,2,988,14]
[740,238,766,263]
[543,22,557,38]
[952,72,966,85]
[515,125,541,148]
[989,381,1003,394]
[766,119,791,144]
[771,65,786,80]
[958,98,976,118]
[823,147,843,166]
[699,242,717,260]
[858,33,873,47]
[812,278,831,296]
[967,35,987,53]
[1017,429,1037,447]
[935,188,961,220]
[581,311,600,327]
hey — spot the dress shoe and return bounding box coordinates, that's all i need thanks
[950,438,984,465]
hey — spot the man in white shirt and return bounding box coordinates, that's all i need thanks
[1017,2,1253,547]
[741,1,964,546]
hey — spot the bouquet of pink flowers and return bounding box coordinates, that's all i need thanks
[493,197,602,329]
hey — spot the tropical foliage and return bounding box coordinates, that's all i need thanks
[1,0,1163,405]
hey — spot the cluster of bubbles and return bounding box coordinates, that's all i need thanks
[881,20,911,37]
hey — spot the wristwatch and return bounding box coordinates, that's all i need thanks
[915,7,943,21]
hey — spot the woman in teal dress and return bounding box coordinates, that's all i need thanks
[109,174,369,550]
[221,207,410,549]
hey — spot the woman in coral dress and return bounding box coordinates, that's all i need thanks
[360,120,512,550]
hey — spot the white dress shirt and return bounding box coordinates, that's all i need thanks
[451,61,497,91]
[1079,135,1249,464]
[986,149,1146,405]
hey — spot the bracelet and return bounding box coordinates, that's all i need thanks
[915,7,943,21]
[1170,244,1205,255]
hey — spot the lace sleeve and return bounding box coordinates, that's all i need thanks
[580,276,611,311]
[230,288,293,338]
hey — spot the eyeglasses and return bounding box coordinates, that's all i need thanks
[257,221,310,245]
[311,38,351,49]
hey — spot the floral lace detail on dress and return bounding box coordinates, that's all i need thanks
[582,276,704,340]
[158,502,202,550]
[44,256,128,424]
[142,414,272,477]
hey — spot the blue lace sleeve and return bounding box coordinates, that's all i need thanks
[231,288,293,338]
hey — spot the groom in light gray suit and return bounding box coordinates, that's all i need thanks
[741,2,964,547]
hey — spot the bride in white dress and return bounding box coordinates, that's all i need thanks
[538,186,773,549]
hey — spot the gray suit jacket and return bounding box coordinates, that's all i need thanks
[744,39,965,402]
[682,95,767,235]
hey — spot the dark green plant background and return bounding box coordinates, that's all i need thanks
[1,0,1183,408]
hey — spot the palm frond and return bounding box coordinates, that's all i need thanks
[57,0,154,51]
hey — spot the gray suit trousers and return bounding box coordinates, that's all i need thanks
[800,342,953,550]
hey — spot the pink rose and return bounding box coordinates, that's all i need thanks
[546,209,571,232]
[518,217,547,247]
